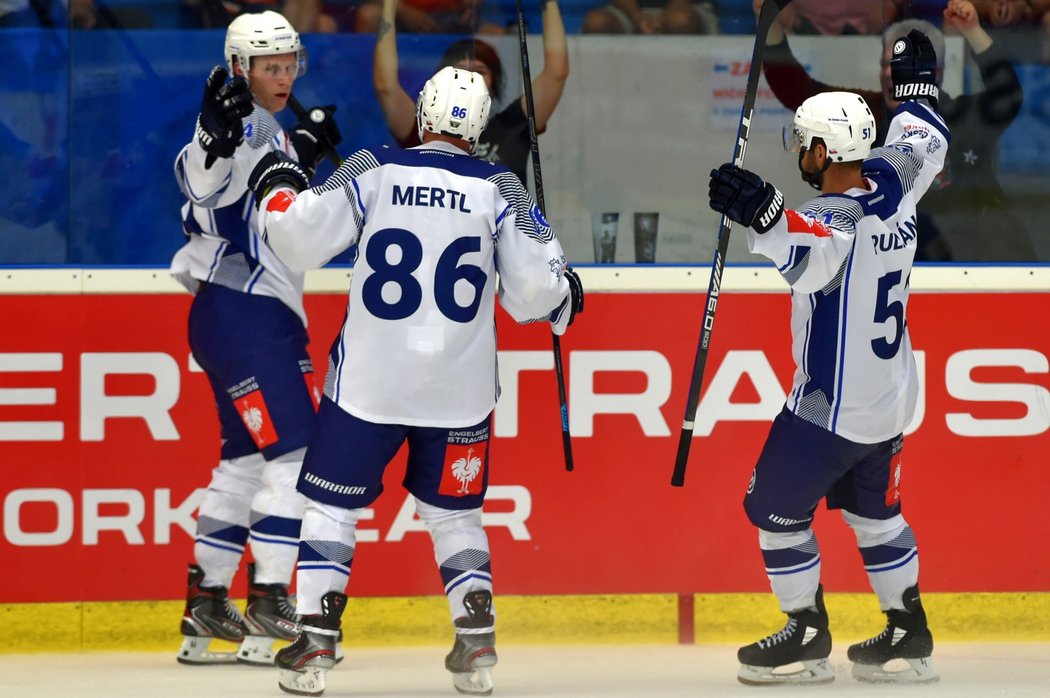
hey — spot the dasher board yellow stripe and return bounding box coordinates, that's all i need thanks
[2,592,1047,654]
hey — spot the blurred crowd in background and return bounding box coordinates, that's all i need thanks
[1,0,1048,57]
[1,0,1049,266]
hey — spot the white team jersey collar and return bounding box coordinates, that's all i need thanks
[411,140,472,157]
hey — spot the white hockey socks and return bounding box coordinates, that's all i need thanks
[416,499,494,626]
[844,511,919,610]
[295,499,360,616]
[195,453,265,588]
[249,448,307,585]
[759,528,822,612]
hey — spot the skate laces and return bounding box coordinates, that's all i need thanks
[860,622,895,648]
[758,618,798,648]
[214,590,244,623]
[224,599,244,623]
[276,595,297,620]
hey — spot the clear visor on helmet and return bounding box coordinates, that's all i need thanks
[243,48,308,79]
[782,124,805,153]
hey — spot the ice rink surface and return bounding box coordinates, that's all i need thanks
[3,643,1048,697]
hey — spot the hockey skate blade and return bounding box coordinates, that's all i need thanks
[237,634,282,665]
[738,658,835,686]
[278,666,327,696]
[452,667,494,696]
[852,657,939,684]
[176,636,240,665]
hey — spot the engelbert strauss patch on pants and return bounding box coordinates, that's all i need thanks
[232,382,278,449]
[438,425,489,497]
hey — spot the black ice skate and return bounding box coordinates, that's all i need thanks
[238,562,301,665]
[848,584,938,683]
[446,589,498,696]
[275,591,347,696]
[176,563,249,665]
[737,585,834,685]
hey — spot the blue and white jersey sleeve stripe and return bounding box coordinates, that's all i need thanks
[489,170,569,325]
[749,196,861,295]
[259,148,384,272]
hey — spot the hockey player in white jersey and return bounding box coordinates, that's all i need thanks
[707,30,947,686]
[171,11,344,667]
[246,66,583,696]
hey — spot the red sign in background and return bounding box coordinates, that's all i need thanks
[1,291,1048,603]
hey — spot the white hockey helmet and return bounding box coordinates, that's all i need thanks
[416,67,491,152]
[789,91,876,163]
[225,10,306,78]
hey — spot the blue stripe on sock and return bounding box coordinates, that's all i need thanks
[250,513,303,539]
[766,555,821,576]
[865,547,918,573]
[195,536,245,555]
[249,531,300,547]
[445,572,493,594]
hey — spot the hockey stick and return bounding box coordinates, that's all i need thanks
[671,0,792,487]
[515,0,573,472]
[205,0,342,166]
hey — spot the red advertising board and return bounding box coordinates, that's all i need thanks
[2,291,1048,603]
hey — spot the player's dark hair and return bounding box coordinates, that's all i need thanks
[439,40,504,102]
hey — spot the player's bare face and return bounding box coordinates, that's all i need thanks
[454,59,493,92]
[798,145,826,190]
[246,54,299,114]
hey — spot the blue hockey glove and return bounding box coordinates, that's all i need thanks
[197,66,253,166]
[708,163,784,234]
[247,151,311,207]
[550,267,584,335]
[890,29,939,107]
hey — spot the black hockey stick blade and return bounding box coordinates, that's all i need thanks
[670,0,793,487]
[515,0,573,472]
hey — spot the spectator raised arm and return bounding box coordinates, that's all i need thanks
[372,0,569,184]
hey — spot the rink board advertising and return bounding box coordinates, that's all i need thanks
[1,289,1048,603]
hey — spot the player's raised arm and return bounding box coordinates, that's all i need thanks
[174,66,253,206]
[879,30,951,199]
[709,93,877,294]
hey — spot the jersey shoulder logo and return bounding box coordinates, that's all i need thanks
[785,209,832,238]
[528,204,554,242]
[266,190,297,213]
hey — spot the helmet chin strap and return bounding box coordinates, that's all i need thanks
[798,147,832,191]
